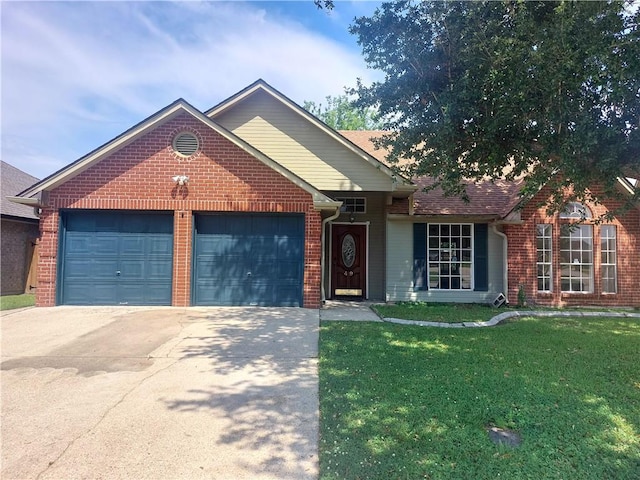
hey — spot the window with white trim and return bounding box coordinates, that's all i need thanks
[560,224,593,293]
[560,202,593,219]
[427,224,473,290]
[601,225,617,293]
[336,197,366,214]
[536,224,552,292]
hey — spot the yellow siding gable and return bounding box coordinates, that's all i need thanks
[213,90,396,192]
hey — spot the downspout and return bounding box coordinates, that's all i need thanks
[491,223,509,304]
[321,208,342,303]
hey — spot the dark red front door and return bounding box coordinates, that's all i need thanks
[331,224,366,298]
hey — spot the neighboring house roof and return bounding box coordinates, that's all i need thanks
[1,161,39,220]
[207,79,414,194]
[11,99,340,211]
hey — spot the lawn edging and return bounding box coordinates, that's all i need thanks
[382,309,640,328]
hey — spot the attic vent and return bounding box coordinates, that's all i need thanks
[172,132,199,157]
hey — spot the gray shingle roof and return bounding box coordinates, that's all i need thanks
[1,161,40,220]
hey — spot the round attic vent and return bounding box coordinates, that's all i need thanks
[172,132,199,157]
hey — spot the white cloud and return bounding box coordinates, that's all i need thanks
[1,1,377,179]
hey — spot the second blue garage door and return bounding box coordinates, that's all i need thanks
[193,213,304,306]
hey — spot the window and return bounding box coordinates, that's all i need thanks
[560,225,593,292]
[601,225,617,293]
[560,202,592,219]
[536,224,552,292]
[427,224,473,290]
[336,197,366,214]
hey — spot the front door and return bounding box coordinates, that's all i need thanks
[331,224,367,298]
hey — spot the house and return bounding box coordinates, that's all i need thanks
[10,80,640,308]
[1,161,40,295]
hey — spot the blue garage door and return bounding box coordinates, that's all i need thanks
[193,213,304,306]
[60,211,173,305]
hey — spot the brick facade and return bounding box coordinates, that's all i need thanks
[36,113,322,308]
[504,186,640,307]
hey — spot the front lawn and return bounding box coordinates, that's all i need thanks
[320,316,640,479]
[0,293,35,311]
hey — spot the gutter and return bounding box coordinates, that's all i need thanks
[491,223,509,304]
[320,207,342,303]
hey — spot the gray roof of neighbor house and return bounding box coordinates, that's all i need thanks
[340,130,524,217]
[1,161,39,220]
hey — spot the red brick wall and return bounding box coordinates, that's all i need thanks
[37,113,321,308]
[504,186,640,307]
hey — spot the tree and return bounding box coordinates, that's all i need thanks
[304,95,383,130]
[349,1,640,215]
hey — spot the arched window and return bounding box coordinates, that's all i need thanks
[560,202,592,219]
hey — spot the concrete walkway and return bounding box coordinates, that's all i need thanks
[1,307,318,480]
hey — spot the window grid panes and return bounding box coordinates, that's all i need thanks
[560,225,593,293]
[336,197,366,214]
[536,224,553,292]
[601,225,617,294]
[427,224,473,290]
[560,202,593,219]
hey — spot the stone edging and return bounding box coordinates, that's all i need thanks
[382,310,640,328]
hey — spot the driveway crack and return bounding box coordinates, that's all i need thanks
[34,359,179,480]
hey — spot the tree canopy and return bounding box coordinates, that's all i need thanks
[350,0,640,214]
[304,95,383,130]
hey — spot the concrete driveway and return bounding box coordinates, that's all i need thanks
[1,306,318,480]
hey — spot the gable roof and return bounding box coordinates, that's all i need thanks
[1,161,39,220]
[207,79,414,194]
[11,99,340,211]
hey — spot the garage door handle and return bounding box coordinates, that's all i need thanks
[247,272,252,277]
[116,271,121,276]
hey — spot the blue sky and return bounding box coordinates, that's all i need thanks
[1,1,383,179]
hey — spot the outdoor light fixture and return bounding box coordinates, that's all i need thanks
[172,175,189,186]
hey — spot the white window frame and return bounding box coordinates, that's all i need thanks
[560,224,594,293]
[600,225,617,294]
[536,224,553,292]
[426,223,473,290]
[335,197,366,214]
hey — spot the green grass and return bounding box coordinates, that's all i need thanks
[373,302,498,323]
[0,294,35,311]
[320,316,640,479]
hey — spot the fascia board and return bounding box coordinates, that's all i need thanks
[207,80,415,190]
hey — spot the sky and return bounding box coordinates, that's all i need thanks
[1,0,383,180]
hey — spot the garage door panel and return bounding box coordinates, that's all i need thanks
[193,214,304,307]
[61,211,173,305]
[120,236,146,255]
[63,282,118,305]
[148,236,173,255]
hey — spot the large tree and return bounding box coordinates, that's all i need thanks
[350,1,640,214]
[304,95,382,130]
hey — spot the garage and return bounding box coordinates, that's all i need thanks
[193,213,304,306]
[59,211,174,305]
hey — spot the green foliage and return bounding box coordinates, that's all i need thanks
[0,294,35,311]
[349,1,640,215]
[304,95,383,130]
[320,317,640,479]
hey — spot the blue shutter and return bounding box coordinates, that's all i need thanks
[474,223,488,291]
[413,223,427,291]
